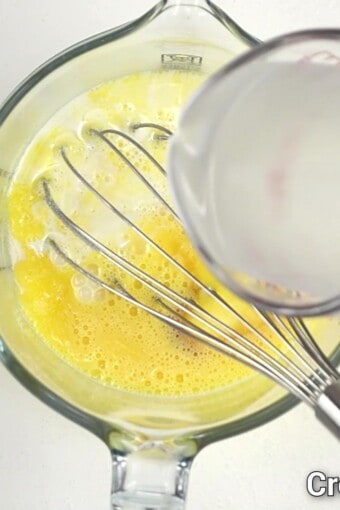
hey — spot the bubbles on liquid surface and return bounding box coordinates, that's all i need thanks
[7,70,259,396]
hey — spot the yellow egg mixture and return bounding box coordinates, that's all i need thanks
[7,70,277,397]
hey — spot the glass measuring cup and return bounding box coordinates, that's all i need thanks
[169,29,340,317]
[1,4,340,510]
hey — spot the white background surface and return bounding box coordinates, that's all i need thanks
[1,1,340,509]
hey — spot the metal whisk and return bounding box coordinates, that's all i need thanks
[42,123,340,438]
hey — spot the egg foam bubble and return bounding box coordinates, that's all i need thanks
[7,70,280,397]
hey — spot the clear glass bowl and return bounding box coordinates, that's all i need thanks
[169,28,340,317]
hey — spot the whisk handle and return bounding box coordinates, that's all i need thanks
[316,381,340,439]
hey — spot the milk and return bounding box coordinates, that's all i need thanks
[170,58,340,303]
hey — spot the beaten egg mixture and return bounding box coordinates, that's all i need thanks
[7,70,276,396]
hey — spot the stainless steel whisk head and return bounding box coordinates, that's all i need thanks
[42,122,340,438]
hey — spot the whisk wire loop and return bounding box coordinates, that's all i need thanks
[41,123,339,408]
[256,312,334,386]
[43,179,315,402]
